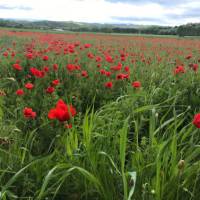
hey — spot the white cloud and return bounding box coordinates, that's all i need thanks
[0,0,199,25]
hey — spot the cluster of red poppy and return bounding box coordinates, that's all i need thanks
[23,107,36,119]
[48,99,76,122]
[23,99,76,127]
[0,29,200,129]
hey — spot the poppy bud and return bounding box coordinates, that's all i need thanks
[178,160,185,170]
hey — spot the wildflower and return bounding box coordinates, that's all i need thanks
[25,83,34,90]
[3,52,8,57]
[174,66,185,75]
[104,82,113,88]
[193,113,200,128]
[30,67,45,78]
[116,73,129,80]
[26,53,33,60]
[189,63,198,72]
[124,66,130,72]
[105,55,113,63]
[43,55,49,61]
[88,52,94,59]
[43,66,49,72]
[105,71,111,77]
[53,64,58,71]
[23,107,36,119]
[186,54,192,59]
[13,63,22,71]
[81,70,88,77]
[110,62,122,71]
[46,86,55,94]
[48,99,76,122]
[11,52,15,57]
[97,64,101,68]
[66,64,76,72]
[132,81,141,88]
[96,56,102,62]
[84,43,91,48]
[52,79,59,86]
[100,69,106,75]
[16,89,24,96]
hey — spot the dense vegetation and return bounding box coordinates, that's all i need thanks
[0,30,200,199]
[1,18,200,36]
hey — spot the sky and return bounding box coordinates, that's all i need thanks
[0,0,199,26]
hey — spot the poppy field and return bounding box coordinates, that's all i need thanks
[0,30,200,200]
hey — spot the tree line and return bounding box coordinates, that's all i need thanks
[0,19,199,36]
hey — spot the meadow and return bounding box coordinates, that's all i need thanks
[0,29,200,200]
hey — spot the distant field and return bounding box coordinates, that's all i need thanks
[0,29,200,200]
[1,26,200,39]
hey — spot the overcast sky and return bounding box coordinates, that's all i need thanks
[0,0,199,26]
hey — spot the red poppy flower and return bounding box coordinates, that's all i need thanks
[11,52,15,57]
[189,63,198,72]
[110,63,122,71]
[84,43,91,48]
[174,66,185,75]
[53,64,58,71]
[3,52,8,57]
[121,56,126,61]
[88,52,94,59]
[43,66,49,72]
[23,107,36,119]
[96,56,102,62]
[116,73,129,80]
[43,55,49,61]
[13,63,22,71]
[186,54,192,60]
[66,64,76,71]
[106,71,111,77]
[105,55,113,63]
[104,82,113,88]
[69,48,75,53]
[97,64,101,68]
[132,81,141,88]
[46,86,55,94]
[30,67,45,78]
[25,83,34,90]
[26,53,33,60]
[16,89,24,96]
[100,69,106,75]
[48,99,76,122]
[193,113,200,128]
[81,70,88,77]
[52,79,59,86]
[124,66,130,72]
